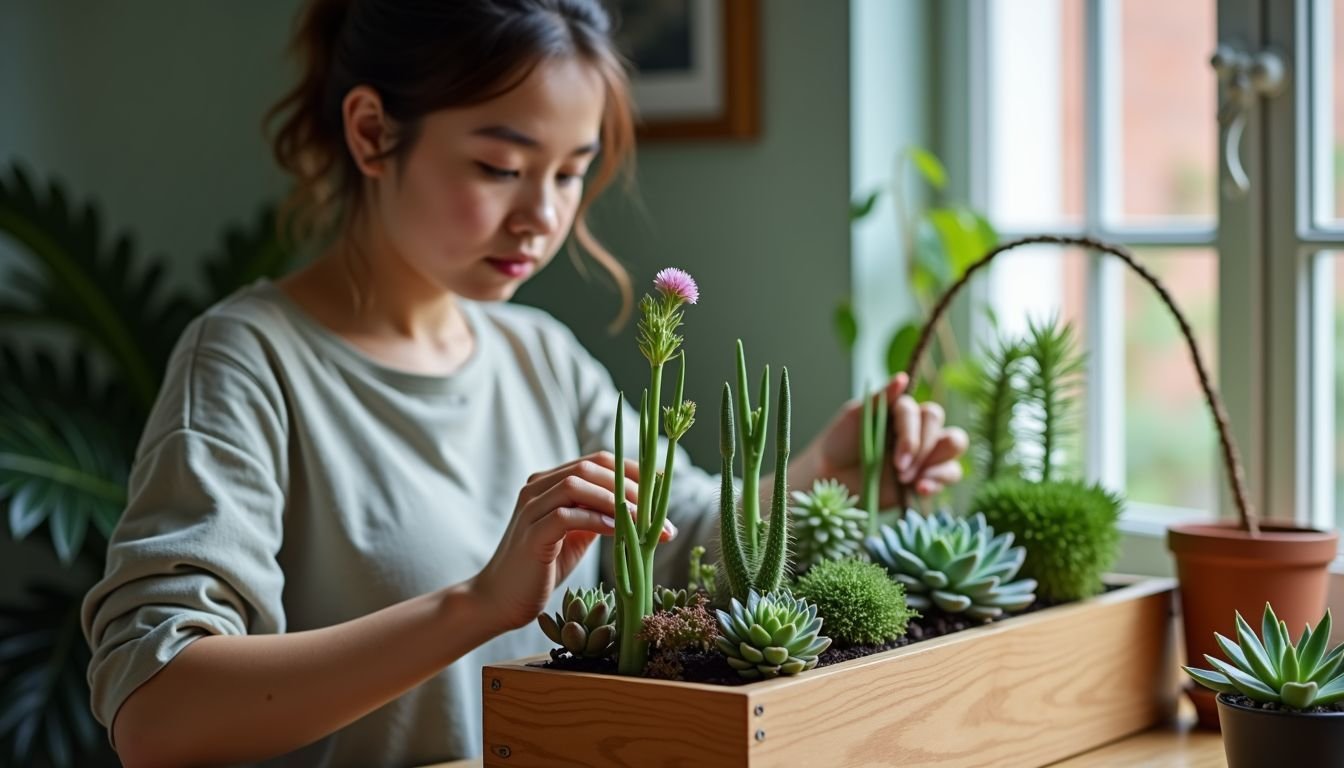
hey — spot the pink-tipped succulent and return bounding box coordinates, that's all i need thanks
[654,267,699,305]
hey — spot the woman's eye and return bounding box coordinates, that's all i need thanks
[476,162,520,180]
[556,171,584,186]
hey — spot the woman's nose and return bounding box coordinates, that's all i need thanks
[508,185,559,237]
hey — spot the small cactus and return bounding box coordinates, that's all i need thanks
[791,479,868,572]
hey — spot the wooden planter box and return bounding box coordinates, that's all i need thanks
[481,575,1177,767]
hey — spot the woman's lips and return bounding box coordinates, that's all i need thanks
[485,257,535,278]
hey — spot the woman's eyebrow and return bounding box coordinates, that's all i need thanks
[472,124,600,156]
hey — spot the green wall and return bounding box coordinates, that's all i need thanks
[0,2,874,596]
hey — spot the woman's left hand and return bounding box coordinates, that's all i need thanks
[790,372,969,506]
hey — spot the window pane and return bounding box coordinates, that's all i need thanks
[1318,0,1344,224]
[1113,0,1218,226]
[1125,249,1219,510]
[986,0,1084,230]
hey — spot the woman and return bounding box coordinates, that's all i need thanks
[81,1,968,765]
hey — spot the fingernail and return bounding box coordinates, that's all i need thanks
[600,514,617,528]
[663,520,677,534]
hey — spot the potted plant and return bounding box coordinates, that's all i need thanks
[1184,604,1344,766]
[0,163,296,767]
[482,249,1178,767]
[895,233,1338,730]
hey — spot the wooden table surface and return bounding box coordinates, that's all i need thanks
[424,702,1227,767]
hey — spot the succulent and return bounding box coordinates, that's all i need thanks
[973,477,1121,602]
[791,479,868,572]
[1185,604,1344,710]
[537,586,617,659]
[792,558,915,646]
[866,509,1037,620]
[714,589,831,680]
[687,545,718,600]
[654,586,690,612]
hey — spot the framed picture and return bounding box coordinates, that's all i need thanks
[607,0,760,141]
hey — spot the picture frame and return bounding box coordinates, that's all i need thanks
[608,0,760,141]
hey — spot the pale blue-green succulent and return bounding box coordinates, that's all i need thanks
[537,586,617,659]
[715,589,831,680]
[866,510,1037,620]
[790,479,868,572]
[1185,604,1344,710]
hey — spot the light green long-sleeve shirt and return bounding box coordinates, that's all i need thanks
[80,281,722,767]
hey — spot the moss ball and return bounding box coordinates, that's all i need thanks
[792,558,915,646]
[972,478,1122,602]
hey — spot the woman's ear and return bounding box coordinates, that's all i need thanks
[342,85,396,178]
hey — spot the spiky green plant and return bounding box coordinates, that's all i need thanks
[790,479,867,572]
[714,590,831,680]
[1185,604,1344,710]
[792,558,915,646]
[717,342,791,604]
[612,268,699,675]
[537,586,617,659]
[973,478,1121,602]
[0,163,295,767]
[866,510,1037,620]
[962,317,1084,483]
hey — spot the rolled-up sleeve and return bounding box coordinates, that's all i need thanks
[80,317,289,734]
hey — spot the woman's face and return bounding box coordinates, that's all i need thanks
[367,57,607,302]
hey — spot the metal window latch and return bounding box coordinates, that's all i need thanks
[1211,44,1287,196]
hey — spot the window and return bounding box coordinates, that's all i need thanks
[947,0,1344,538]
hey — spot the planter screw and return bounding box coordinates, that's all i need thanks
[755,729,766,742]
[754,705,764,716]
[492,745,512,758]
[490,678,501,691]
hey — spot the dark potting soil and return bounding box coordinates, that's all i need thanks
[536,585,1124,685]
[1223,693,1344,715]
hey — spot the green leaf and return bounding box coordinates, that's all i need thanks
[1299,613,1332,679]
[48,504,87,566]
[1206,656,1281,703]
[906,147,947,190]
[833,301,858,351]
[911,217,949,297]
[927,207,997,284]
[1236,612,1282,689]
[1183,666,1236,694]
[1263,604,1284,673]
[7,483,49,539]
[1313,675,1344,705]
[850,189,882,222]
[885,322,922,378]
[1281,680,1318,710]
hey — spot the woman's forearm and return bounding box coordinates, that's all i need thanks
[112,581,500,768]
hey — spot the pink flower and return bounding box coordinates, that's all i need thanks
[653,267,699,305]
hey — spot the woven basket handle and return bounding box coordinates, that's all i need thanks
[902,234,1257,535]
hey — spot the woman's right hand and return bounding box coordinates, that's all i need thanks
[470,451,676,634]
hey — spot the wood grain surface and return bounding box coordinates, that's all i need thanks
[479,577,1178,767]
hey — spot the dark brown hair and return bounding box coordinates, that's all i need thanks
[266,0,635,323]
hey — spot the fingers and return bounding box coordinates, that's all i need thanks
[904,402,945,484]
[523,455,640,517]
[913,460,963,496]
[883,372,910,403]
[919,426,968,471]
[525,451,641,492]
[891,394,921,476]
[529,506,677,556]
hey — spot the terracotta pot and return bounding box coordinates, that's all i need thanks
[1168,522,1338,729]
[1216,694,1344,767]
